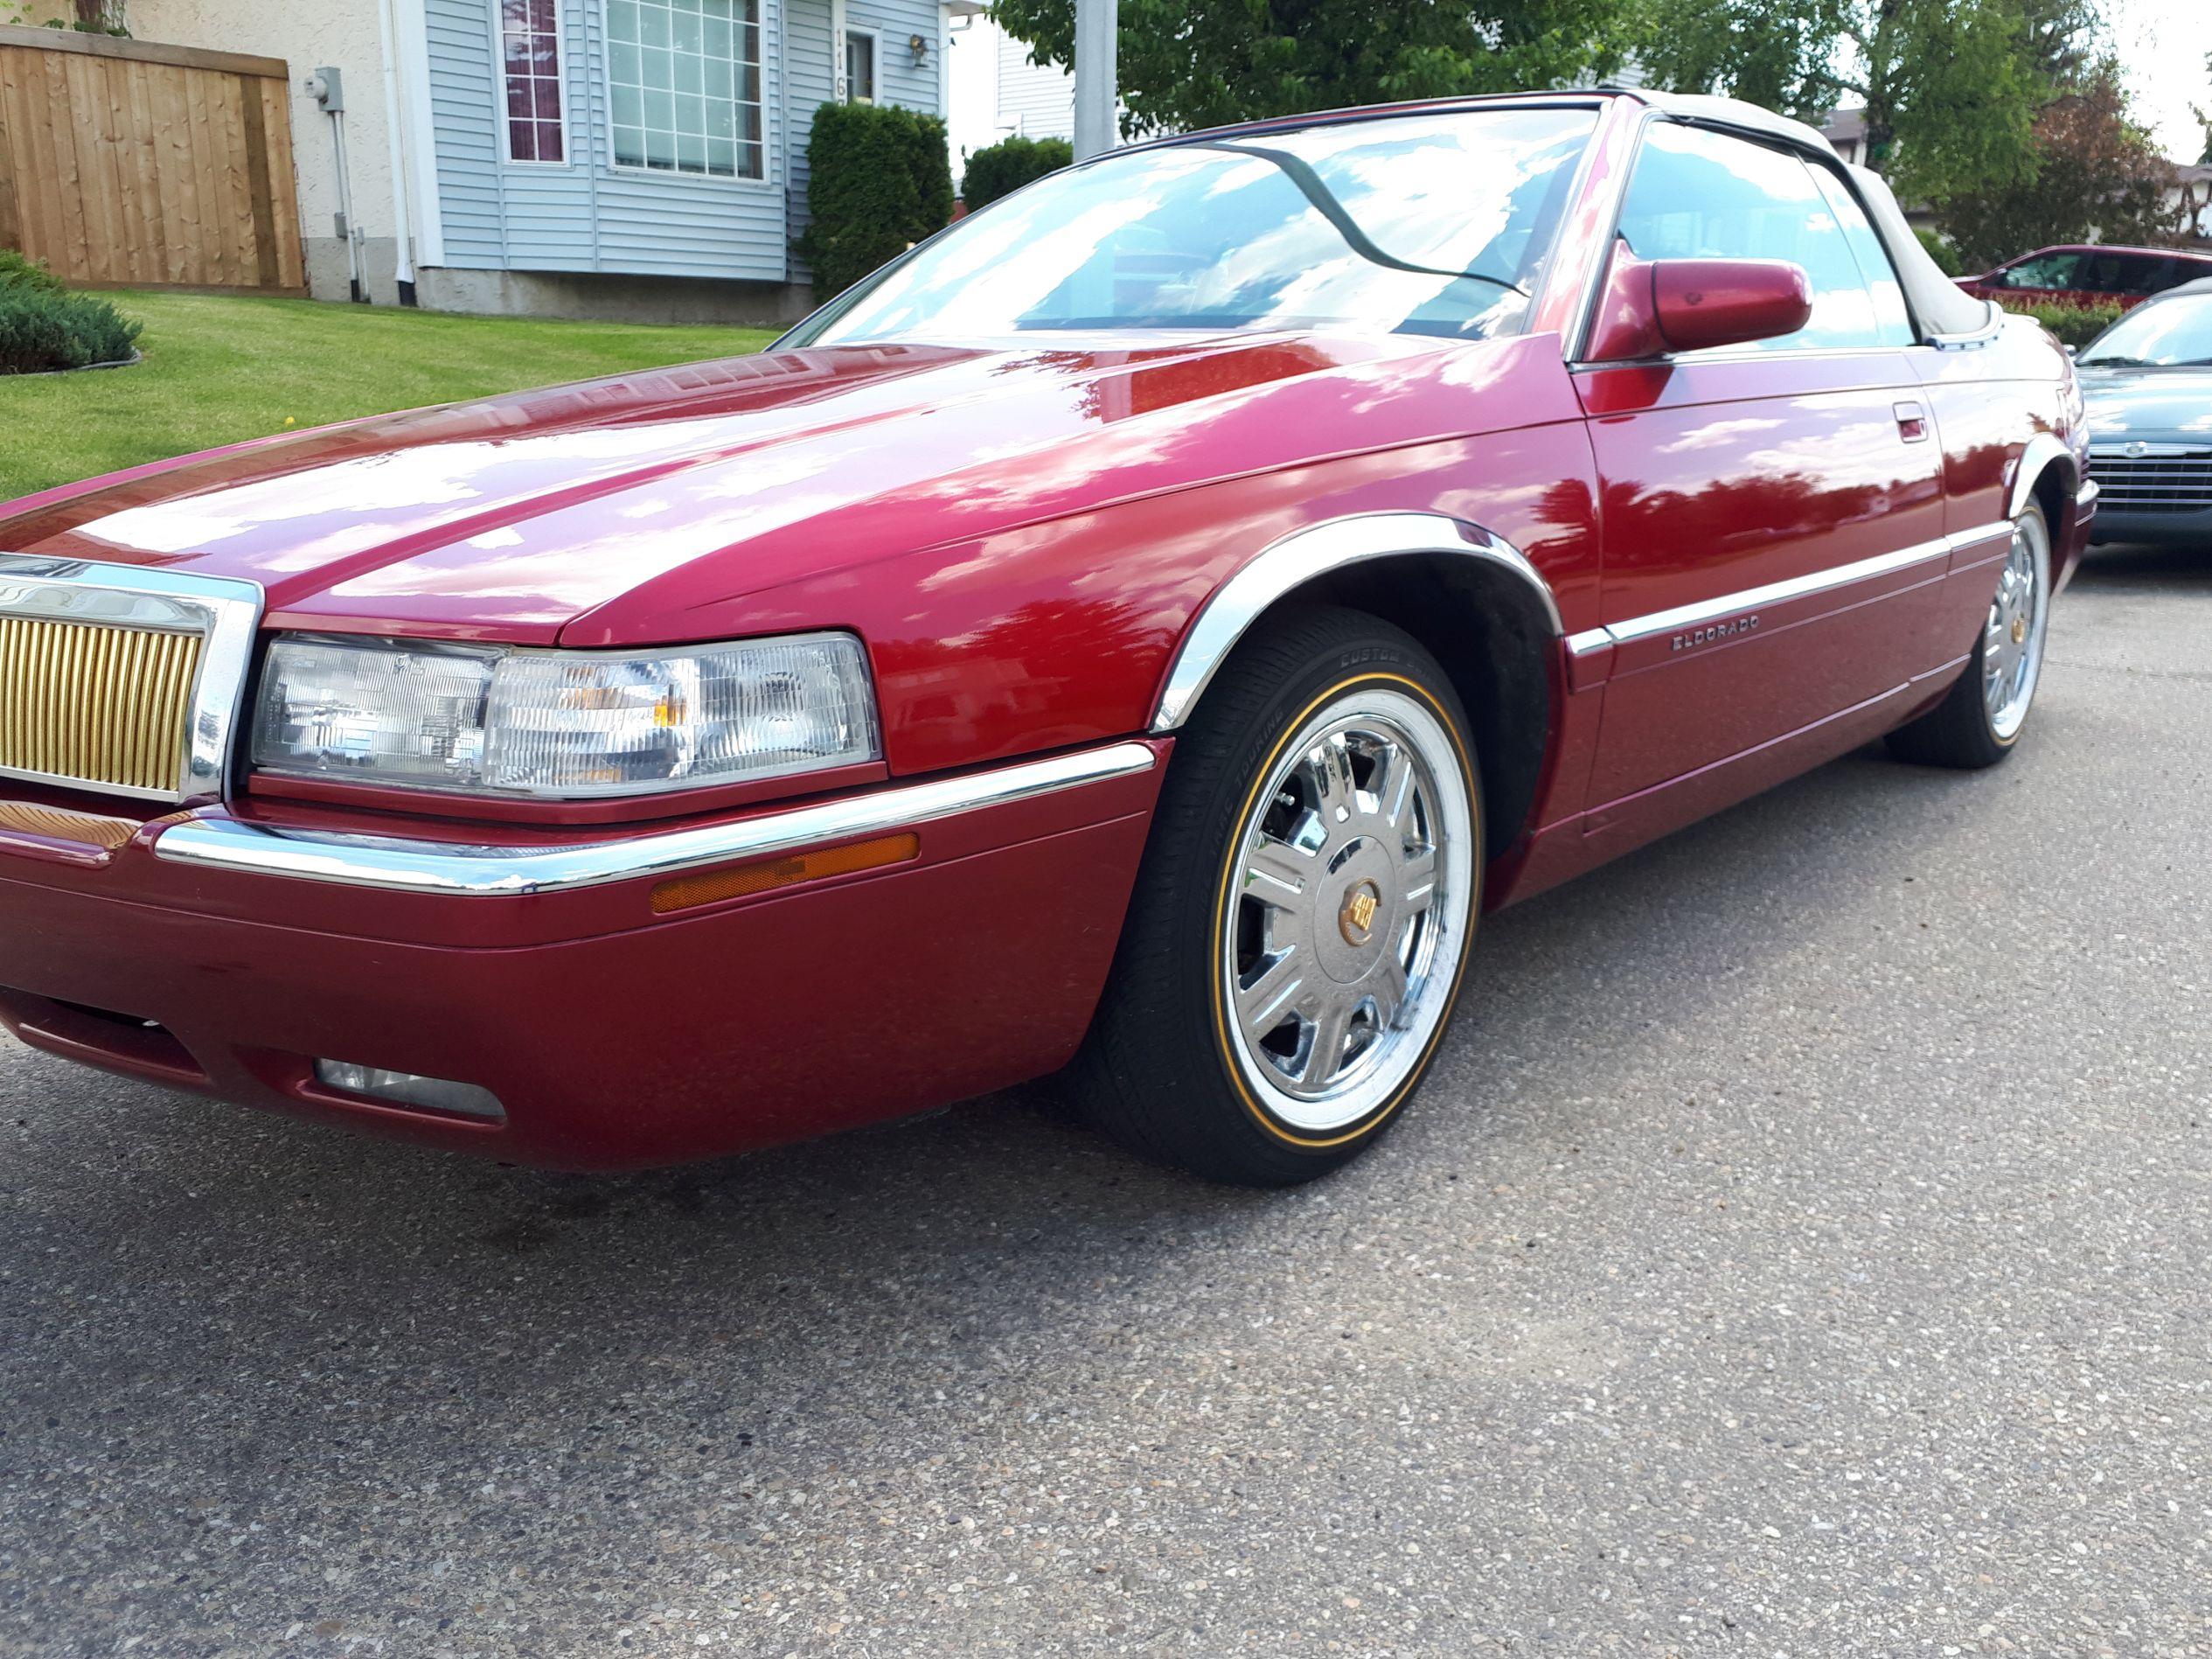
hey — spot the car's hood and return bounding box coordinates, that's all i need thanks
[2077,366,2212,444]
[0,331,1515,644]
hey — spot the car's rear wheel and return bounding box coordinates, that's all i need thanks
[1887,499,2053,769]
[1074,607,1482,1186]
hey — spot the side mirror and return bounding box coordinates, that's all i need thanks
[1586,251,1814,361]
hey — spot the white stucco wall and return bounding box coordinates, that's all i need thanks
[127,0,403,301]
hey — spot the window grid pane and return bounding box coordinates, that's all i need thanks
[500,0,565,163]
[609,0,763,178]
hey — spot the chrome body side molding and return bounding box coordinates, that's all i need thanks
[1571,523,2009,656]
[2007,432,2079,521]
[153,740,1160,897]
[0,555,265,807]
[1149,512,1562,732]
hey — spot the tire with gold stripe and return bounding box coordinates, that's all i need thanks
[1075,606,1482,1185]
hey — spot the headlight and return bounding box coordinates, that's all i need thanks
[251,631,880,800]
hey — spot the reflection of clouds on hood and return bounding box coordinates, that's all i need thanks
[77,424,747,572]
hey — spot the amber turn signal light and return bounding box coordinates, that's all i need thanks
[649,833,921,914]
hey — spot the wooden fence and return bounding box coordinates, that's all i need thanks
[0,26,304,293]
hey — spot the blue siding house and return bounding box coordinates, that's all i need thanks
[120,0,953,319]
[408,0,949,318]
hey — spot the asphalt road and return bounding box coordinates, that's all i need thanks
[3,543,2208,1659]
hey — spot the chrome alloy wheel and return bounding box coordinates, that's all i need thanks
[1219,687,1476,1136]
[1983,509,2051,742]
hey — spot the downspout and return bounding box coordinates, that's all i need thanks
[375,0,420,305]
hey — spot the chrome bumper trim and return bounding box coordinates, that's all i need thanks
[2075,478,2101,512]
[152,741,1160,898]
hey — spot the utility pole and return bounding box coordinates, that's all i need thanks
[1073,0,1117,161]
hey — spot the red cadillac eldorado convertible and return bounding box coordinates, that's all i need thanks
[0,90,2094,1185]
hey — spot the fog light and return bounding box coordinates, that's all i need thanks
[315,1060,505,1123]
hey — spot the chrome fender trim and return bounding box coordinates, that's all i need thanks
[152,741,1160,897]
[1149,512,1561,732]
[2007,432,2079,522]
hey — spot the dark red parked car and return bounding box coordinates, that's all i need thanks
[0,89,2094,1185]
[1957,243,2212,310]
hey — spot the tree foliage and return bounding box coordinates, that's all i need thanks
[795,102,956,298]
[960,134,1074,211]
[985,0,1629,137]
[1631,0,2092,207]
[1937,70,2179,268]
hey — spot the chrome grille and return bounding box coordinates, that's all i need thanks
[2087,446,2212,514]
[0,559,263,804]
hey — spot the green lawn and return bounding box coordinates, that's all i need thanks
[0,289,778,500]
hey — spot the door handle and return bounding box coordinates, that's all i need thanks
[1894,401,1930,443]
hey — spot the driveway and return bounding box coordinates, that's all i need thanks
[3,544,2208,1657]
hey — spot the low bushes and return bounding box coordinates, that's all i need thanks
[796,102,955,299]
[960,134,1073,213]
[0,251,140,374]
[2000,297,2123,349]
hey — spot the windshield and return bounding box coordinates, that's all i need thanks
[791,108,1598,347]
[2078,294,2212,366]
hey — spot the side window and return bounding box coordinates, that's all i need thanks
[1810,166,1916,345]
[2115,254,2174,296]
[1614,122,1885,352]
[1999,253,2080,289]
[2076,250,2125,292]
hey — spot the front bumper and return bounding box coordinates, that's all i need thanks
[0,742,1165,1169]
[2087,502,2212,546]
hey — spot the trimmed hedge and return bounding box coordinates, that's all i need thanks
[2000,297,2124,349]
[796,101,955,299]
[960,134,1073,213]
[0,250,140,373]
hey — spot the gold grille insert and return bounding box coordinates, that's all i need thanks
[0,616,203,796]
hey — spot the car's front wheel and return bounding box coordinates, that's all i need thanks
[1075,607,1482,1186]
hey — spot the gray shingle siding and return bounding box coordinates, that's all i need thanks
[425,0,938,284]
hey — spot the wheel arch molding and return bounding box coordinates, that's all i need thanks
[1149,511,1563,851]
[2007,430,2080,524]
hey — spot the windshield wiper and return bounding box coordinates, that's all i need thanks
[1192,141,1530,296]
[2080,354,2148,367]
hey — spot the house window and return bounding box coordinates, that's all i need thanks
[606,0,764,179]
[499,0,566,164]
[845,31,876,104]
